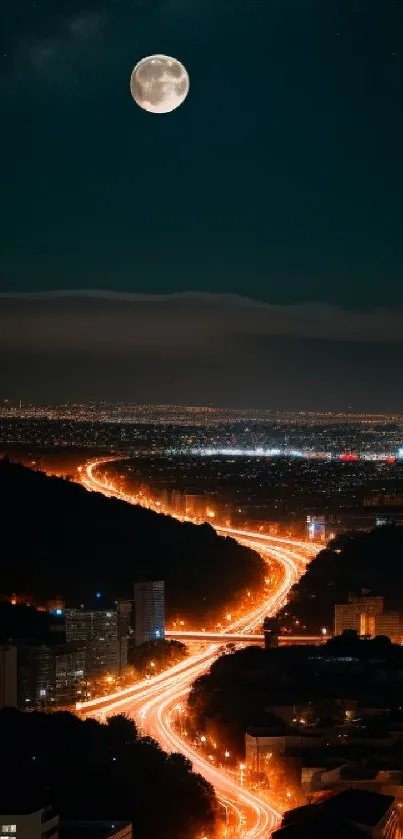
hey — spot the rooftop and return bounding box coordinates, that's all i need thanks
[276,789,395,839]
[273,812,364,839]
[0,800,54,817]
[321,788,394,827]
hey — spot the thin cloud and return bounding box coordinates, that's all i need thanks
[0,291,402,349]
[67,13,106,40]
[2,9,107,88]
[1,292,403,409]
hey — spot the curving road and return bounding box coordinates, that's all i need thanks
[77,457,318,838]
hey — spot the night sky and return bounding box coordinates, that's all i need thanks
[0,0,402,408]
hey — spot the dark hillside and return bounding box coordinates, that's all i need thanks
[277,524,403,631]
[0,458,265,619]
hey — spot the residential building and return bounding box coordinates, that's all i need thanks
[0,802,59,839]
[375,612,401,643]
[334,596,402,642]
[65,599,122,680]
[53,643,86,705]
[273,789,399,839]
[17,642,85,708]
[0,645,17,709]
[134,581,165,646]
[334,596,384,636]
[0,802,132,839]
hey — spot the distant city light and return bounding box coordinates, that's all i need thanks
[192,447,283,457]
[96,592,101,599]
[165,446,399,462]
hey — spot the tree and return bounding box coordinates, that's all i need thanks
[0,708,217,839]
[107,714,137,744]
[166,753,193,774]
[128,639,187,675]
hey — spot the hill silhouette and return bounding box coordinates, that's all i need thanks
[0,458,264,619]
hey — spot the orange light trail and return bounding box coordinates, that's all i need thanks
[77,457,318,837]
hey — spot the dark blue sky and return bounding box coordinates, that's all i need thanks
[1,0,402,307]
[1,0,403,408]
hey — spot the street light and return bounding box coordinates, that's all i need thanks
[224,750,230,759]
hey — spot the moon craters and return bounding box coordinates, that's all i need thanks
[130,55,190,114]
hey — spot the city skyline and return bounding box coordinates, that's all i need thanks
[1,0,403,819]
[1,438,403,833]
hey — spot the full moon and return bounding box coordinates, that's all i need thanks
[130,54,190,114]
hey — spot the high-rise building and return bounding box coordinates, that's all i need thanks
[53,643,86,705]
[306,516,326,541]
[134,581,165,646]
[17,642,85,708]
[17,644,51,708]
[66,598,120,680]
[0,803,59,839]
[0,645,17,709]
[117,600,132,673]
[65,597,130,680]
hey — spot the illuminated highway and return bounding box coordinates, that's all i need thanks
[166,630,327,643]
[77,457,319,838]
